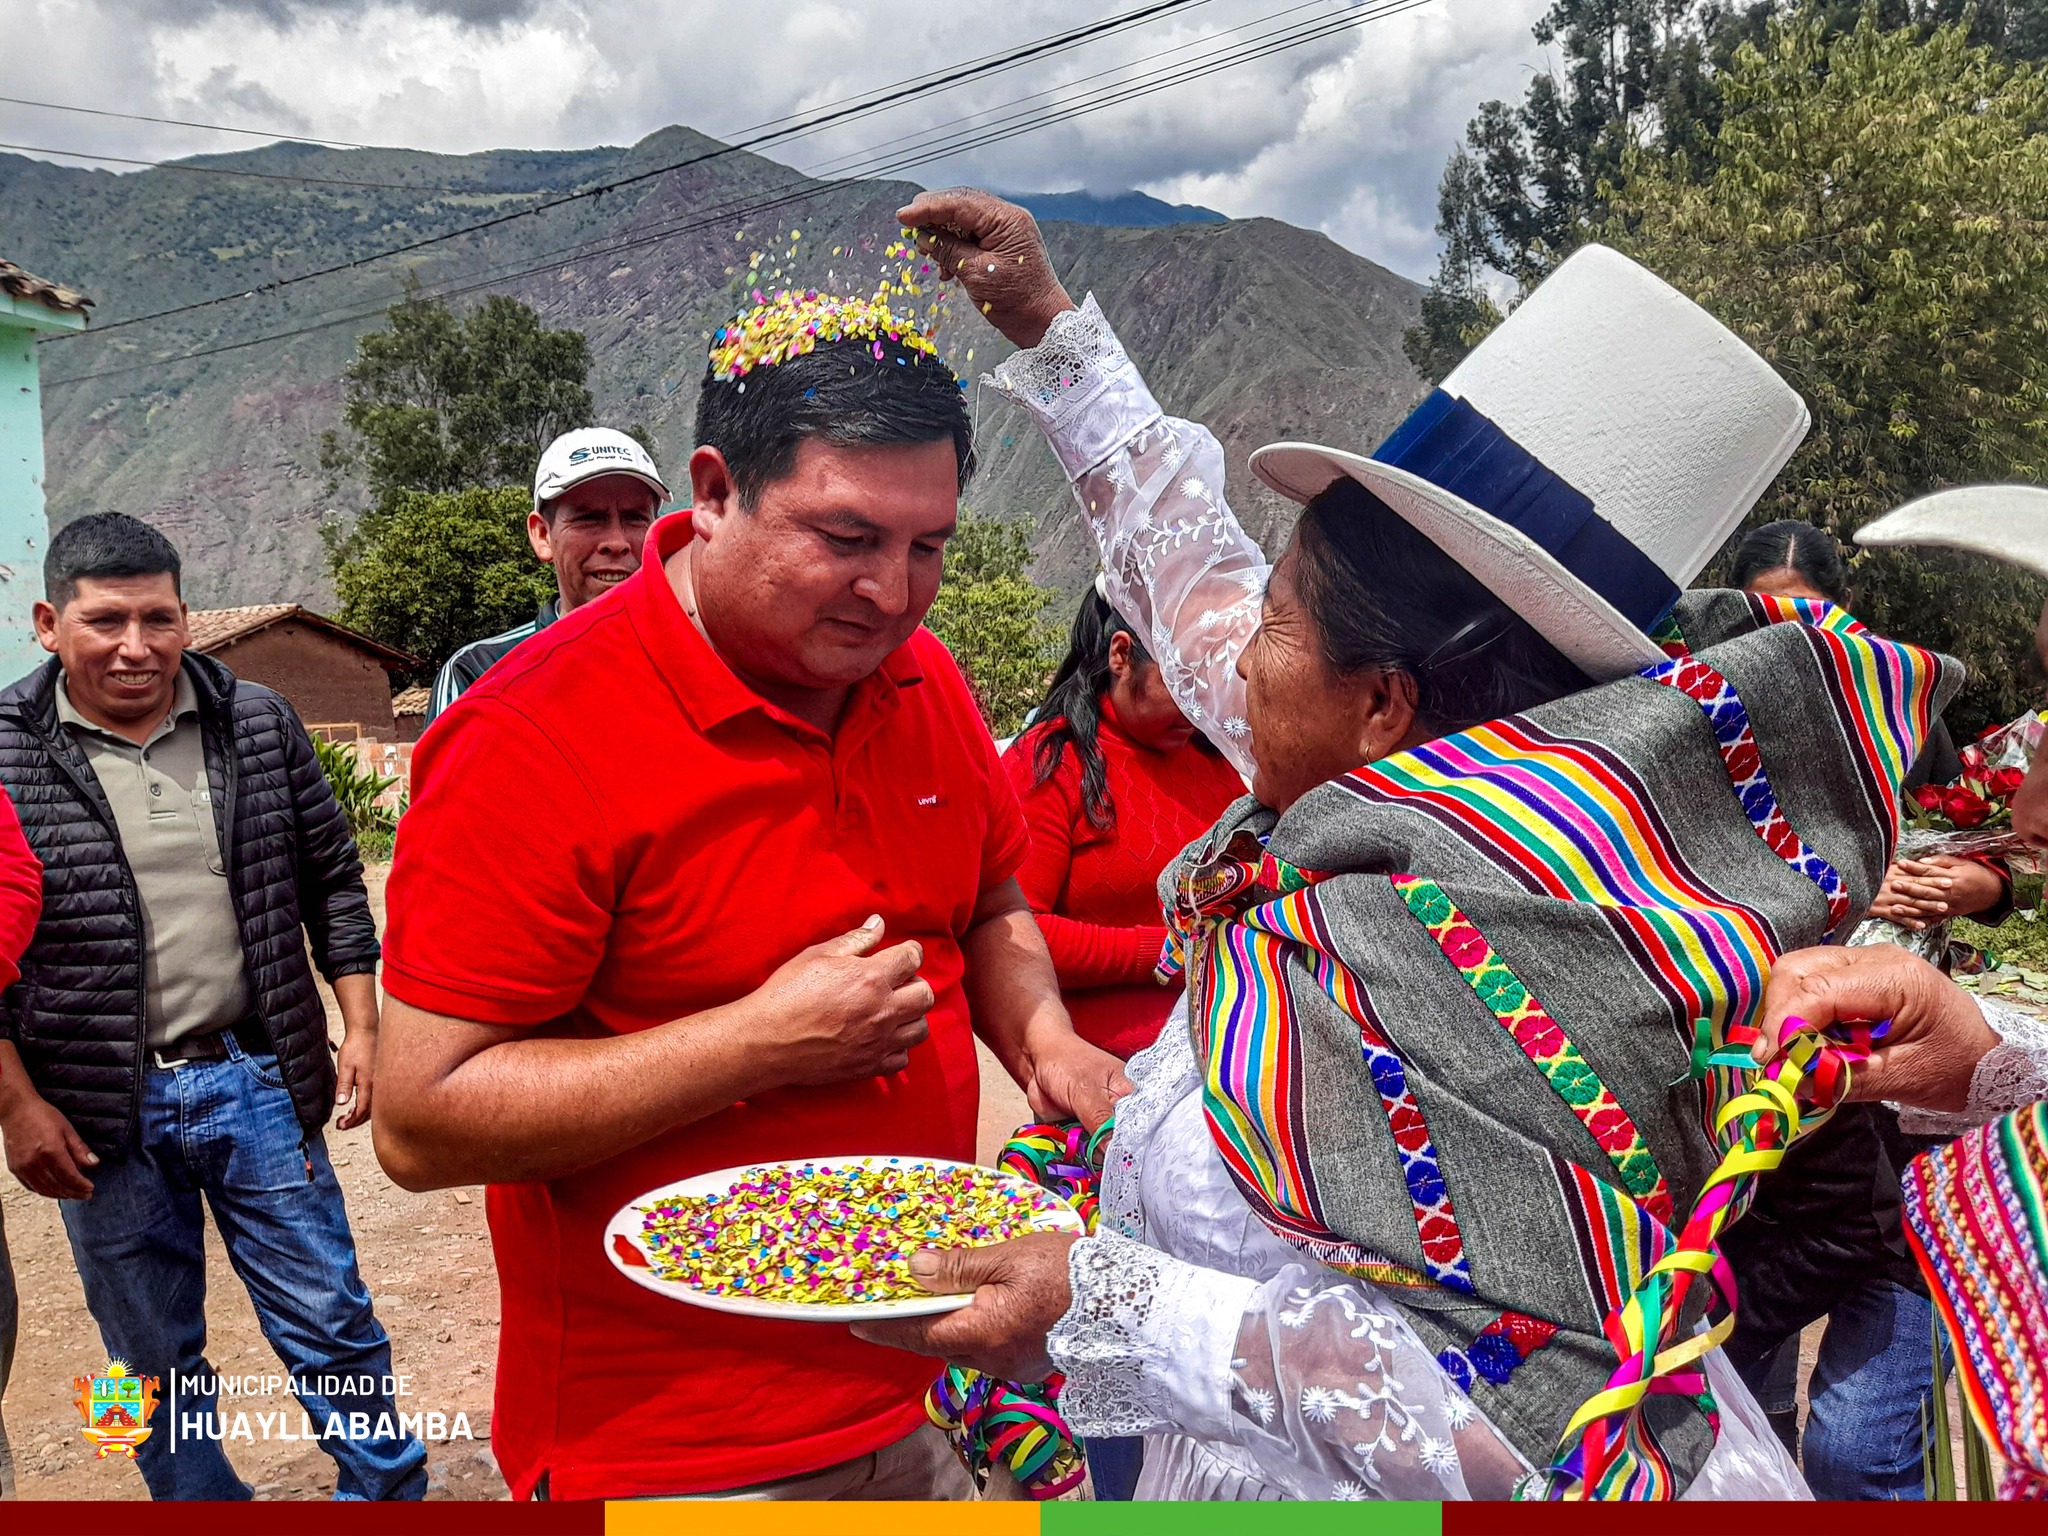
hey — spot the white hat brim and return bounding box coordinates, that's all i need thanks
[1854,486,2048,583]
[1250,442,1667,682]
[534,467,671,514]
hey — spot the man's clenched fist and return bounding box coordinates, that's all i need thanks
[756,915,935,1088]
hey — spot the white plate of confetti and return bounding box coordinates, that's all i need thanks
[605,1155,1087,1321]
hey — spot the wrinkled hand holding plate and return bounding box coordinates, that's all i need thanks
[604,1155,1086,1323]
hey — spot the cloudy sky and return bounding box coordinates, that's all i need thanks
[0,0,1553,280]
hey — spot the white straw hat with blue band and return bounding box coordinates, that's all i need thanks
[1249,245,1812,681]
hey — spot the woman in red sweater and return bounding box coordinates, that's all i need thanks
[1005,585,1244,1060]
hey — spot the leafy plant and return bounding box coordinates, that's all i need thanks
[922,514,1065,737]
[1412,1,2048,377]
[315,737,402,856]
[327,484,555,679]
[1923,1309,1996,1498]
[1605,8,2048,733]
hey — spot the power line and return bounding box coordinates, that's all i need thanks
[450,0,1369,303]
[44,0,1422,388]
[406,1,1338,319]
[290,0,1384,329]
[0,93,375,151]
[860,1,1436,177]
[804,0,1390,183]
[0,140,535,193]
[43,0,1435,390]
[410,0,1415,308]
[796,0,1343,177]
[48,0,1216,342]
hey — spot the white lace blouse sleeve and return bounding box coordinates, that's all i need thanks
[987,296,1267,780]
[1895,993,2048,1136]
[1048,1230,1529,1500]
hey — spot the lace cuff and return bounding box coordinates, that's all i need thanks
[1048,1229,1257,1440]
[987,296,1165,478]
[1896,993,2048,1135]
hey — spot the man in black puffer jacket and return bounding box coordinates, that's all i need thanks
[0,515,423,1501]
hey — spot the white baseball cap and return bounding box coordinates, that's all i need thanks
[532,427,669,514]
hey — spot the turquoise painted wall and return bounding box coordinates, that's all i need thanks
[0,295,83,685]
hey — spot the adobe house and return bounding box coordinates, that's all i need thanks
[391,684,430,744]
[1,258,91,681]
[187,604,419,737]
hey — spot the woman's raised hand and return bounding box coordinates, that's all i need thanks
[897,187,1076,349]
[1752,943,1997,1113]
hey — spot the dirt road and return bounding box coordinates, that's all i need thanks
[1,865,1032,1501]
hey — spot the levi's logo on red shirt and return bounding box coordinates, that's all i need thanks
[915,793,944,808]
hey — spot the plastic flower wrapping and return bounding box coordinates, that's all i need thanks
[1848,707,2045,962]
[1904,710,2044,840]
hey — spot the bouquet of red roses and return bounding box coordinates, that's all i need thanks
[1849,709,2044,963]
[1904,709,2044,855]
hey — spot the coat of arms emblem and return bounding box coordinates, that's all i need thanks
[74,1359,159,1459]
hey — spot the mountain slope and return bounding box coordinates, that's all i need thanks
[0,130,1423,607]
[1007,189,1227,227]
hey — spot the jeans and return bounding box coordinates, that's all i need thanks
[59,1035,425,1501]
[1085,1435,1143,1501]
[1743,1279,1941,1501]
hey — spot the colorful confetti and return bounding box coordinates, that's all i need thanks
[707,230,950,383]
[637,1159,1068,1305]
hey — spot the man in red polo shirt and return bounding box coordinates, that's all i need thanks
[371,288,1131,1500]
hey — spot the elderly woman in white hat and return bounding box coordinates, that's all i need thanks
[848,191,1985,1501]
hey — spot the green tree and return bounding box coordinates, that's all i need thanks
[1605,7,2048,730]
[1409,2,1743,374]
[1403,149,1506,383]
[1474,3,1732,284]
[923,516,1063,737]
[320,283,595,509]
[1413,2,2048,378]
[329,485,555,677]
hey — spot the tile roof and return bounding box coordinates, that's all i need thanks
[392,685,431,715]
[185,603,421,670]
[0,259,92,316]
[186,603,300,652]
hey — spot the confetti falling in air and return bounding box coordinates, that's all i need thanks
[637,1159,1068,1304]
[708,230,952,383]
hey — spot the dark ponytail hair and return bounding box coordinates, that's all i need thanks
[1291,477,1593,736]
[1031,588,1154,829]
[1727,519,1853,605]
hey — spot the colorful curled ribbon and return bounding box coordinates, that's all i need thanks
[1538,1013,1887,1500]
[999,1121,1101,1231]
[924,1121,1104,1498]
[926,1366,1086,1499]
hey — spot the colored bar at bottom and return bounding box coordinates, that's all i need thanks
[1048,1501,1443,1534]
[607,1501,1041,1536]
[607,1501,1444,1535]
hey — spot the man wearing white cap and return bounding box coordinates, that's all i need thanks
[426,427,668,721]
